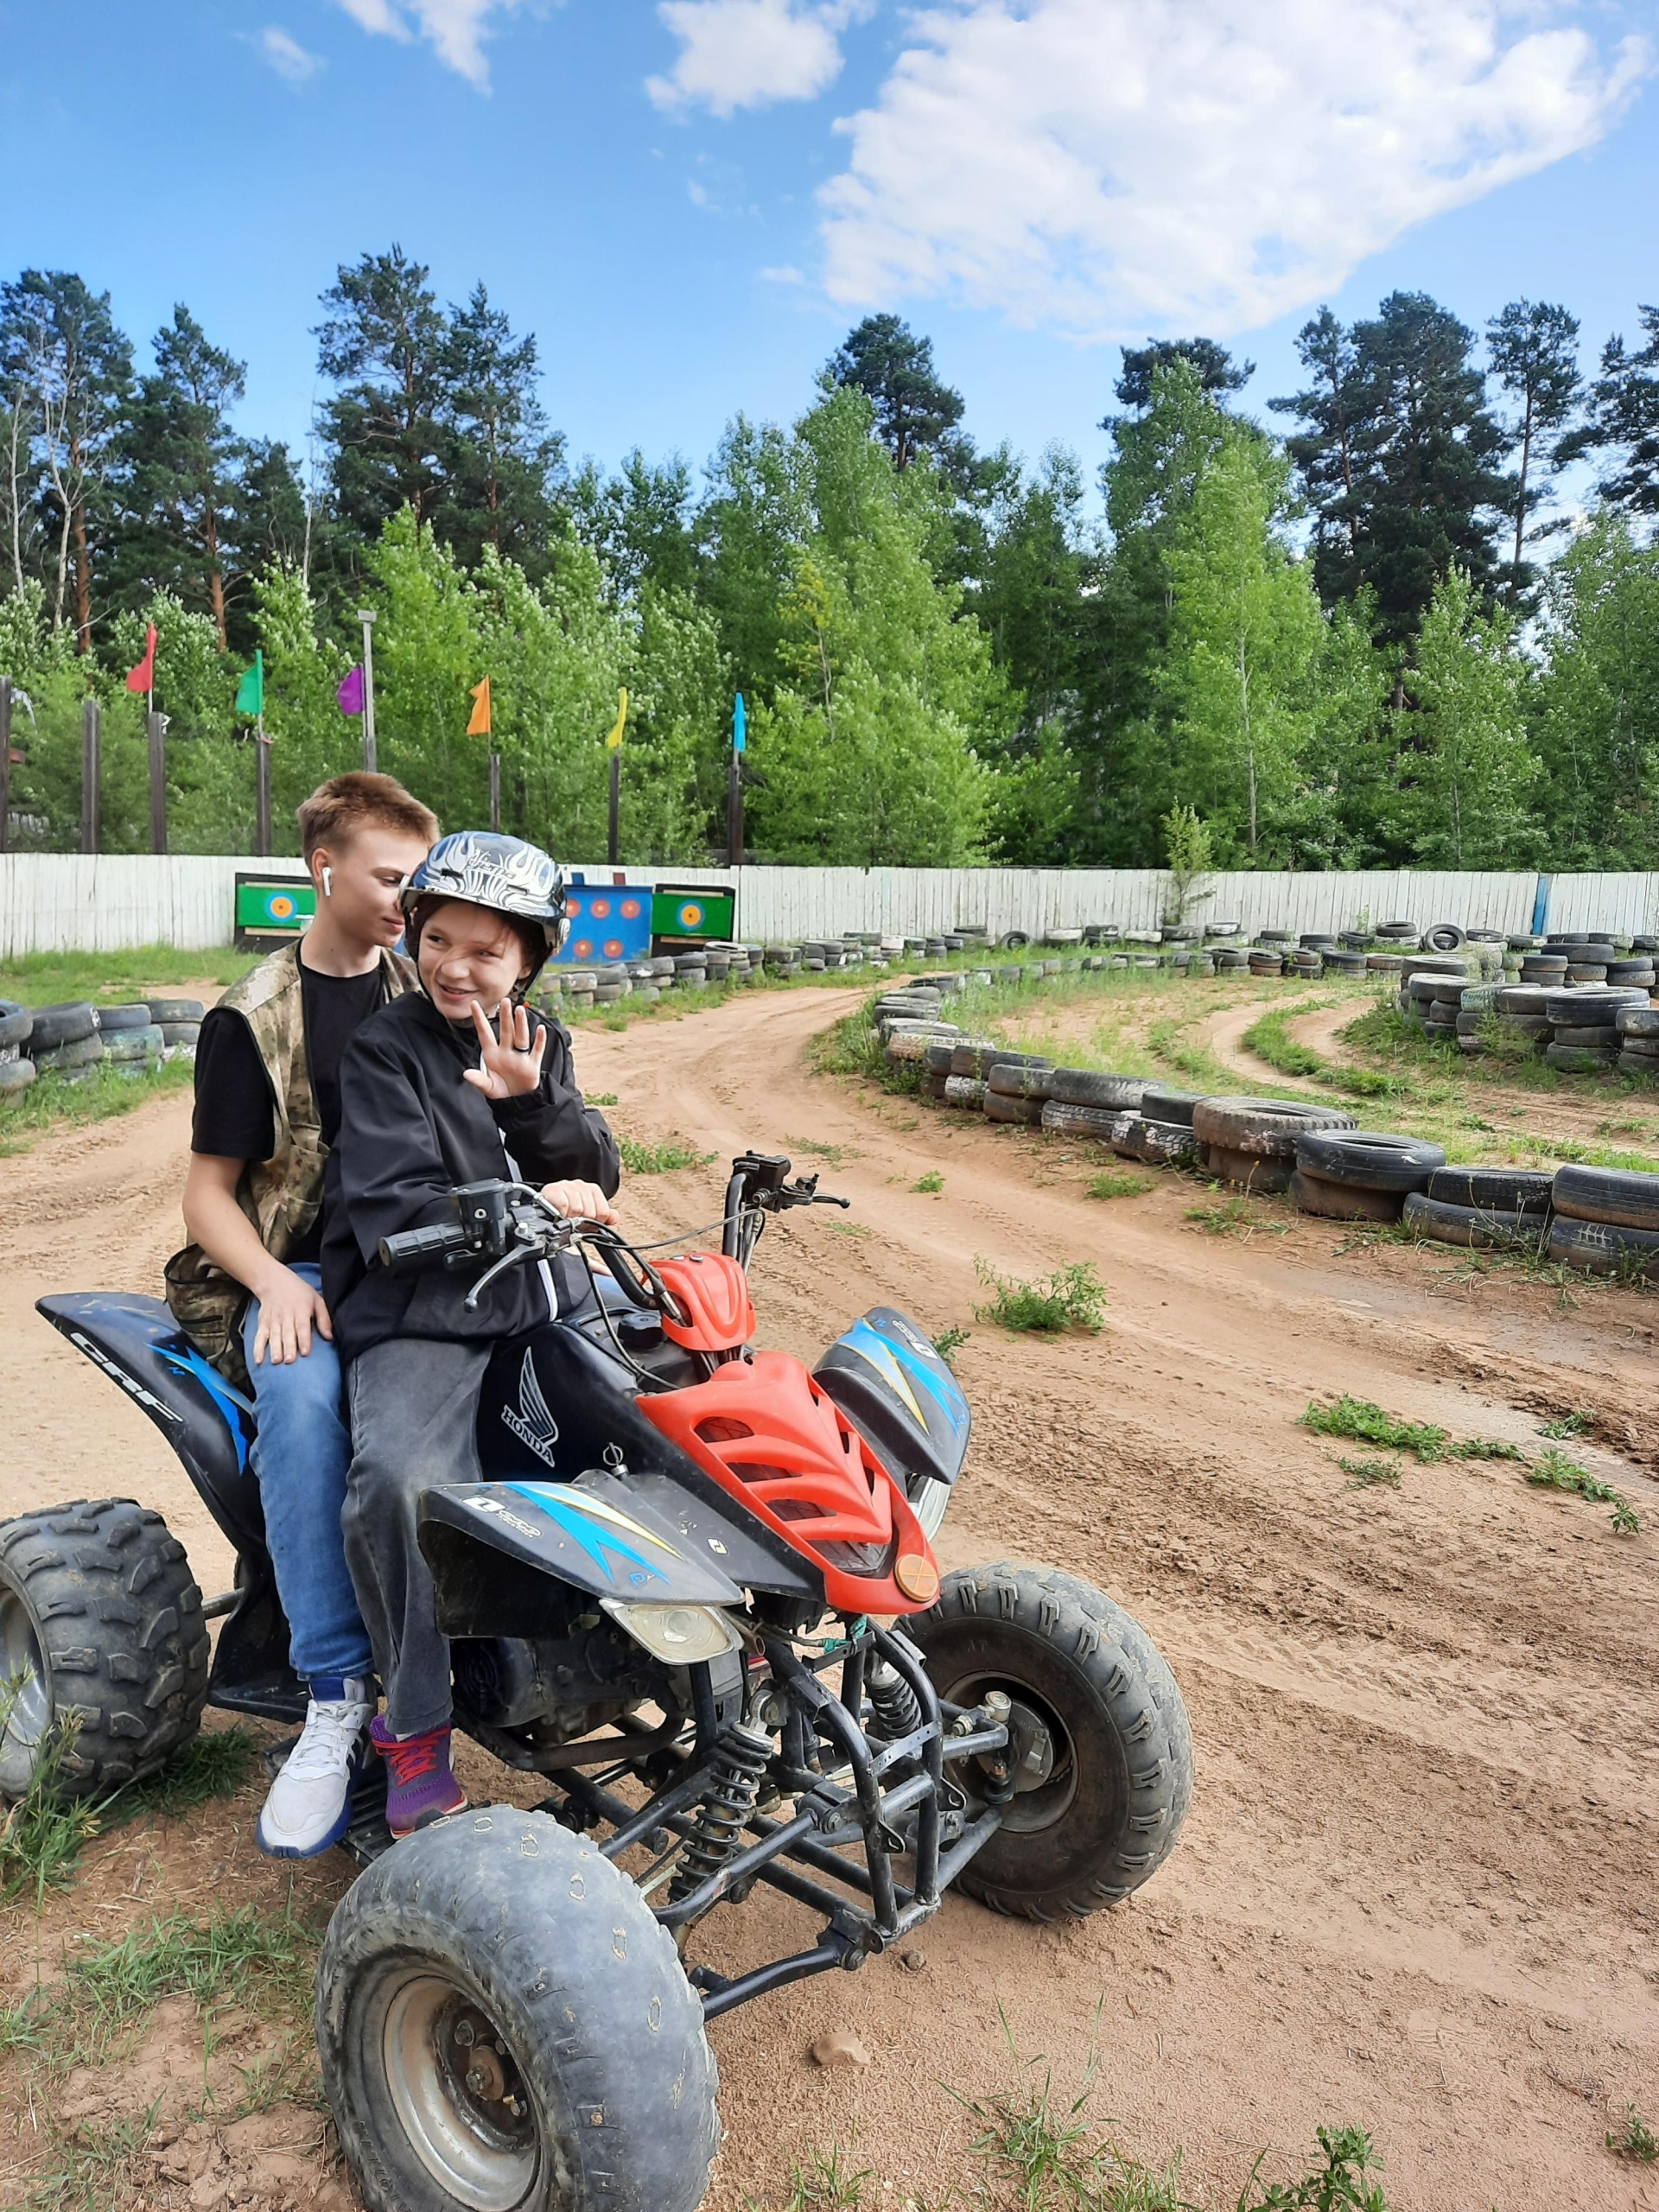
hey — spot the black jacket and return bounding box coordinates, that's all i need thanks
[321,990,620,1363]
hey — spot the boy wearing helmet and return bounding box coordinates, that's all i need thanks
[321,832,620,1834]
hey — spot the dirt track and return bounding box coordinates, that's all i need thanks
[3,984,1658,2210]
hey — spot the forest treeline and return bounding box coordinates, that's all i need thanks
[1,251,1657,868]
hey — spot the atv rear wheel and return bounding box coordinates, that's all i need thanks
[909,1562,1192,1921]
[0,1498,210,1801]
[316,1807,719,2212]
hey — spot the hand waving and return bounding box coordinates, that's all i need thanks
[462,999,547,1100]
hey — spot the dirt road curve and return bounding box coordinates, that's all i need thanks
[3,986,1657,2210]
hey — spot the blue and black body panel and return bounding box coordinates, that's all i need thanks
[812,1306,971,1492]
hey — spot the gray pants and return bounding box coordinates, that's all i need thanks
[343,1337,493,1737]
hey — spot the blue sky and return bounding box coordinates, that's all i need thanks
[1,0,1655,508]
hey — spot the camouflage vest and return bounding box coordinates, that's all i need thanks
[165,940,416,1382]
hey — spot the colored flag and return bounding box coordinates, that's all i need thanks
[733,692,747,753]
[606,688,628,751]
[336,664,365,715]
[124,624,157,696]
[467,676,492,738]
[234,651,264,720]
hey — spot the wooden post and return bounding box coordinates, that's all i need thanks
[0,677,10,856]
[607,749,620,867]
[728,751,743,868]
[255,724,271,857]
[147,710,168,854]
[488,751,501,834]
[359,609,378,773]
[80,697,100,855]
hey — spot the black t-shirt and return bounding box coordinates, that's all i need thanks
[191,962,390,1267]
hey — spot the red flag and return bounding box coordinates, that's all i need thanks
[125,624,157,695]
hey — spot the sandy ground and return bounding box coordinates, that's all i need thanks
[2,984,1657,2210]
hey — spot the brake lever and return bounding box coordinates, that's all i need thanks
[463,1236,541,1313]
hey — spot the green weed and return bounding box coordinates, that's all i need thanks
[790,1135,855,1165]
[0,945,251,1006]
[111,1726,257,1824]
[1301,1397,1451,1460]
[761,2140,875,2209]
[1245,1007,1403,1100]
[1527,1447,1641,1534]
[1237,2122,1389,2210]
[0,1056,195,1155]
[933,1326,971,1366]
[1338,1455,1402,1489]
[0,1698,102,1909]
[974,1259,1107,1336]
[1537,1409,1592,1439]
[19,2096,164,2212]
[1606,2107,1659,2163]
[618,1135,709,1174]
[588,1090,620,1106]
[1184,1197,1289,1240]
[1087,1168,1153,1200]
[912,1168,945,1193]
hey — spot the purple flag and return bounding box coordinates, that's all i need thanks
[337,665,365,716]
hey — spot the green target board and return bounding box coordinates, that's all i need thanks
[651,884,734,944]
[235,874,315,948]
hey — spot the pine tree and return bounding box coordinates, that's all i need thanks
[436,284,565,574]
[826,315,964,473]
[1486,301,1581,604]
[120,307,249,646]
[1269,308,1363,600]
[1113,338,1252,412]
[315,246,450,542]
[1563,306,1659,518]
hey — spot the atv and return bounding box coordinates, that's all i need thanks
[4,1151,1192,2212]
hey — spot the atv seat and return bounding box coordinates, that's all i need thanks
[36,1294,267,1556]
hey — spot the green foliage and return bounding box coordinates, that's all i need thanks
[0,1699,102,1909]
[0,1056,195,1156]
[617,1134,708,1174]
[912,1168,944,1192]
[1087,1168,1153,1199]
[932,1325,970,1366]
[1337,1455,1402,1489]
[1397,569,1538,868]
[1237,2122,1389,2211]
[1606,2107,1659,2164]
[1537,1408,1592,1439]
[1301,1396,1451,1459]
[1184,1196,1288,1239]
[1527,1447,1640,1533]
[974,1257,1106,1335]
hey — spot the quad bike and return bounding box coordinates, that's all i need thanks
[5,1152,1193,2212]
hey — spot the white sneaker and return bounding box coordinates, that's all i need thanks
[257,1679,374,1859]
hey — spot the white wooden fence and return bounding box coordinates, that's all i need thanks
[2,853,1656,961]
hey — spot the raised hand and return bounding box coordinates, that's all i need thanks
[462,999,548,1100]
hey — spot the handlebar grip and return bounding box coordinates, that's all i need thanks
[378,1221,472,1273]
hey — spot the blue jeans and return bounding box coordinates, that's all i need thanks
[241,1263,374,1684]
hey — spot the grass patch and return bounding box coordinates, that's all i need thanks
[1244,1006,1403,1101]
[1302,1396,1452,1460]
[1527,1447,1641,1534]
[933,1325,970,1366]
[1088,1168,1154,1200]
[111,1726,258,1825]
[757,2140,875,2210]
[617,1135,709,1175]
[912,1168,945,1193]
[588,1090,619,1106]
[0,1055,195,1154]
[1240,2123,1389,2210]
[0,1904,319,2074]
[0,944,252,1007]
[974,1258,1106,1335]
[1338,1455,1402,1489]
[789,1135,856,1166]
[19,2098,165,2212]
[1184,1196,1289,1240]
[1607,2107,1659,2163]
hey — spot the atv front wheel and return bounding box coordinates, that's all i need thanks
[316,1807,720,2212]
[909,1562,1192,1921]
[0,1498,210,1801]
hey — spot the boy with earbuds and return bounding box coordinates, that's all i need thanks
[174,771,439,1856]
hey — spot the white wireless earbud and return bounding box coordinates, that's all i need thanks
[321,866,333,898]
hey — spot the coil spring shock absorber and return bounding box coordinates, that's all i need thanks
[867,1657,923,1753]
[669,1724,773,1904]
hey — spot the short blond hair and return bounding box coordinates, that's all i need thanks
[296,772,439,861]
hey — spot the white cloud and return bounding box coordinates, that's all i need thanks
[258,25,325,81]
[815,0,1649,338]
[649,0,872,118]
[760,264,807,283]
[334,0,531,87]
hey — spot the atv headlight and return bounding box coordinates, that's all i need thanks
[601,1599,742,1666]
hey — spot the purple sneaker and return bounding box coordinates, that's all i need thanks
[370,1714,467,1836]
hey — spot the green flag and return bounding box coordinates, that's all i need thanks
[235,650,264,719]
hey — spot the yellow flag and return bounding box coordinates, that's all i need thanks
[606,688,628,751]
[467,677,492,738]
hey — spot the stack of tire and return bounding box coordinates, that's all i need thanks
[563,969,599,1013]
[673,951,708,992]
[1109,1085,1205,1166]
[983,1056,1053,1125]
[1190,1096,1357,1192]
[763,944,803,977]
[1402,1167,1553,1249]
[0,996,34,1103]
[1543,983,1650,1071]
[1618,1001,1659,1076]
[148,996,204,1057]
[1039,1068,1145,1141]
[1291,1130,1446,1221]
[1548,1164,1659,1279]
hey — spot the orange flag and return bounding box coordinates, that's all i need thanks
[467,677,492,738]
